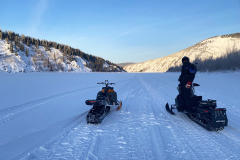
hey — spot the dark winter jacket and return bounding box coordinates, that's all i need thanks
[178,63,196,83]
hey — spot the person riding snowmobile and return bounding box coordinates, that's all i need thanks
[165,58,228,131]
[178,56,197,112]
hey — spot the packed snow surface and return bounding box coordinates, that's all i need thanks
[0,72,240,160]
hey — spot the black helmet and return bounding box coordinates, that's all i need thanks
[182,56,189,63]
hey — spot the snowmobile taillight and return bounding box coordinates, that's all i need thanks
[89,101,96,103]
[204,110,209,113]
[214,109,222,111]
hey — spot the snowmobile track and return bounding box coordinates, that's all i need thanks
[14,111,88,160]
[0,86,99,126]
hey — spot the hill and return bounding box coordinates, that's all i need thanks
[117,62,136,66]
[124,33,240,72]
[0,29,125,73]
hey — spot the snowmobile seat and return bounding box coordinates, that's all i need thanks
[102,87,114,90]
[97,89,117,104]
[97,92,107,100]
[192,96,202,102]
[196,99,217,108]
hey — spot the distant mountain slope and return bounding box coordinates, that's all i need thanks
[117,62,136,66]
[124,33,240,72]
[0,29,125,73]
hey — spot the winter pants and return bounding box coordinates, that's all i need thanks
[180,82,193,111]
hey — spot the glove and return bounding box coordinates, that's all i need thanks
[185,81,192,89]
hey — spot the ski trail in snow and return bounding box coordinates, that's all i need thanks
[13,111,88,160]
[0,85,100,126]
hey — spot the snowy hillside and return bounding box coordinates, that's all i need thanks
[0,72,240,160]
[124,34,240,72]
[0,40,91,73]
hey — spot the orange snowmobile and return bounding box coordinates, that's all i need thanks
[85,80,122,124]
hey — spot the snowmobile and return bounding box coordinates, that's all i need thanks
[166,83,228,131]
[85,80,122,124]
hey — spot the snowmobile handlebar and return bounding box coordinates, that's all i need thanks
[97,80,115,87]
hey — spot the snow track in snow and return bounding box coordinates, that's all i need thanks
[13,111,88,160]
[0,86,99,126]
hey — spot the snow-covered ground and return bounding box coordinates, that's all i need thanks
[0,72,240,160]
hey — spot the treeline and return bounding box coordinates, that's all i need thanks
[167,50,240,72]
[0,29,124,72]
[220,33,240,39]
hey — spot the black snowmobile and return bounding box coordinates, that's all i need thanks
[85,80,122,124]
[166,83,228,131]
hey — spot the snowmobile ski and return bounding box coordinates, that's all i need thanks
[116,101,122,111]
[165,103,175,115]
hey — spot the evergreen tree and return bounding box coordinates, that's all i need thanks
[45,41,47,50]
[15,50,18,56]
[21,34,25,43]
[54,43,57,49]
[35,40,39,49]
[40,39,44,46]
[62,55,65,62]
[10,41,13,53]
[16,37,20,48]
[54,52,56,62]
[58,45,61,51]
[27,39,31,46]
[14,36,18,45]
[26,48,29,57]
[71,51,73,61]
[8,31,12,41]
[6,37,9,44]
[0,29,2,39]
[31,37,35,45]
[47,57,50,69]
[20,44,25,51]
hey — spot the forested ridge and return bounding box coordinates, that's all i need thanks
[124,33,240,73]
[167,33,240,72]
[0,29,124,72]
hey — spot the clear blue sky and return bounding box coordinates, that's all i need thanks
[0,0,240,63]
